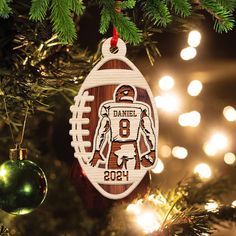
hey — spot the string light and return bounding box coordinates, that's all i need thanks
[151,158,164,174]
[136,211,161,234]
[154,94,181,113]
[203,143,217,156]
[158,75,175,91]
[172,146,188,159]
[205,200,219,212]
[178,111,201,127]
[232,200,236,208]
[160,145,172,158]
[188,30,201,47]
[187,80,203,96]
[203,133,229,156]
[126,194,178,234]
[194,163,212,179]
[126,194,171,234]
[180,47,197,60]
[126,203,141,215]
[223,106,236,122]
[224,152,236,165]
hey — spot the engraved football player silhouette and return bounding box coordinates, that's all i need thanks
[89,84,156,169]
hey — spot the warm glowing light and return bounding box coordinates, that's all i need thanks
[187,80,203,96]
[147,194,167,205]
[232,200,236,208]
[180,47,197,60]
[188,30,201,47]
[0,167,7,177]
[23,184,32,194]
[194,163,212,179]
[158,76,175,91]
[178,111,201,127]
[203,143,217,156]
[136,211,161,234]
[154,94,180,113]
[210,133,228,150]
[223,106,236,122]
[126,204,141,215]
[203,133,229,156]
[224,152,236,165]
[172,146,188,159]
[152,158,164,174]
[160,145,172,158]
[205,200,219,212]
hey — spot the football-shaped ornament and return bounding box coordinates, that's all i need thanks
[70,38,158,199]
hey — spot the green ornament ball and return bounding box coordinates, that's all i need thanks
[0,159,47,215]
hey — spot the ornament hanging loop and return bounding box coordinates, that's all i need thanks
[3,97,15,144]
[3,95,29,147]
[19,106,29,146]
[10,106,29,160]
[102,37,127,58]
[110,0,122,48]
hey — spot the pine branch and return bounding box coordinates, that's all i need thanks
[161,209,212,236]
[99,7,111,34]
[119,0,136,9]
[50,0,77,43]
[217,0,236,11]
[99,0,141,44]
[29,0,50,21]
[105,176,236,236]
[70,0,85,16]
[168,0,192,17]
[112,12,142,45]
[0,0,11,18]
[178,176,234,206]
[142,0,172,27]
[199,0,235,33]
[209,206,236,226]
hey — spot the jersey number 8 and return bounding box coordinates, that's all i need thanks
[119,119,130,138]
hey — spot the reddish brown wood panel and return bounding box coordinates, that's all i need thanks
[81,59,153,196]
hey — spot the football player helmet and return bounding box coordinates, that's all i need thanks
[115,85,136,103]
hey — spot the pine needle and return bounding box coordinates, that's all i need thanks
[29,0,50,21]
[50,0,77,43]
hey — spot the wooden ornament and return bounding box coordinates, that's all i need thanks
[70,38,159,199]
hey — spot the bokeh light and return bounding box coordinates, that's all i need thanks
[178,111,201,127]
[223,106,236,122]
[154,94,181,113]
[172,146,188,159]
[126,203,141,215]
[158,75,175,91]
[232,200,236,208]
[151,158,164,174]
[160,145,172,158]
[136,211,161,234]
[194,163,212,179]
[203,143,217,156]
[205,200,219,212]
[180,47,197,60]
[224,152,236,165]
[187,80,203,96]
[0,167,7,177]
[188,30,201,47]
[203,133,229,156]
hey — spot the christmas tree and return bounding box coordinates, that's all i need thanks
[0,0,236,235]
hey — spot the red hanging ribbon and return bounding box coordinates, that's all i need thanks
[110,0,121,48]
